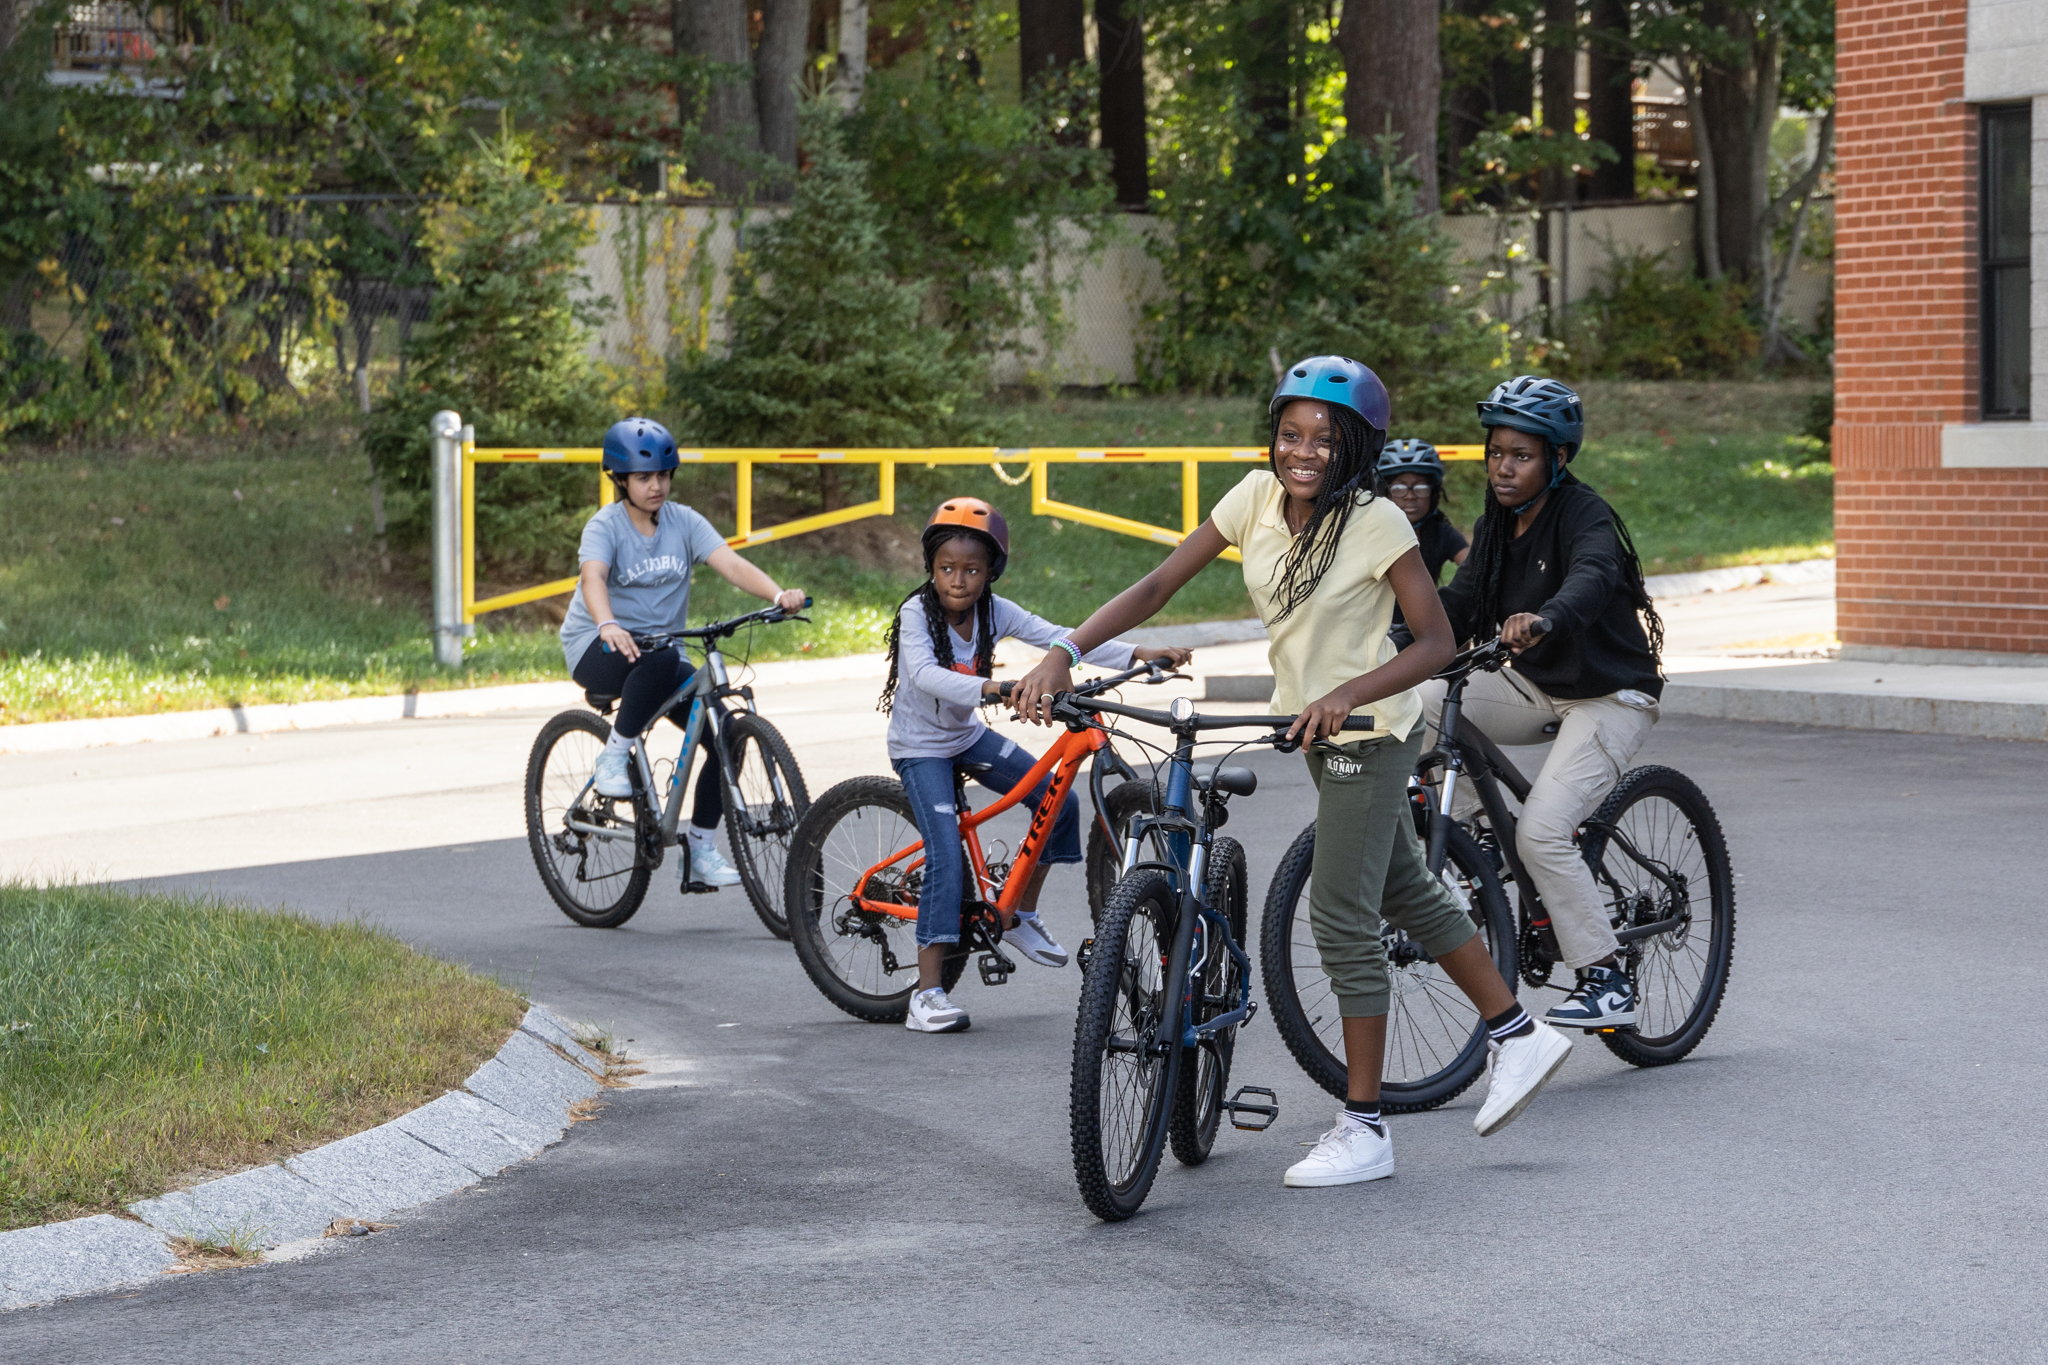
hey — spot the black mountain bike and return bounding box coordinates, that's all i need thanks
[1262,625,1736,1110]
[524,603,811,936]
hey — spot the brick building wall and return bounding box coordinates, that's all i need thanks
[1833,0,2048,657]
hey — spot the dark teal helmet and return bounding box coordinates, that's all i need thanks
[1377,438,1444,484]
[1477,376,1585,460]
[1270,355,1390,433]
[601,418,679,474]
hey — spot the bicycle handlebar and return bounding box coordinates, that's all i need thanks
[632,597,813,650]
[988,660,1179,706]
[1435,615,1551,681]
[1062,692,1372,735]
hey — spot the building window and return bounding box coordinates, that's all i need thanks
[1981,104,2033,420]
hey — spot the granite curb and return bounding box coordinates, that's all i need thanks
[0,1004,608,1312]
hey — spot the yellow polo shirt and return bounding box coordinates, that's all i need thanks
[1208,470,1423,741]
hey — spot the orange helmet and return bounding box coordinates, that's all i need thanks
[922,497,1010,583]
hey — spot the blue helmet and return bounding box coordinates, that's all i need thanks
[601,418,680,474]
[1377,438,1444,484]
[1269,355,1391,433]
[1476,376,1585,461]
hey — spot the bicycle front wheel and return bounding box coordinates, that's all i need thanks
[1071,868,1183,1221]
[784,777,962,1022]
[1170,837,1247,1167]
[1580,765,1736,1067]
[525,709,651,928]
[721,712,809,940]
[1259,818,1515,1113]
[1085,778,1159,925]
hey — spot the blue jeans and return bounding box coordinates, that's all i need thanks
[891,729,1084,948]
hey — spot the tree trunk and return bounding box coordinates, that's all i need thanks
[1584,0,1633,201]
[1538,0,1577,204]
[1693,0,1782,285]
[1337,0,1442,209]
[838,0,868,110]
[753,0,808,190]
[1097,0,1148,205]
[1442,0,1494,190]
[675,0,761,199]
[1021,0,1087,89]
[1681,60,1723,278]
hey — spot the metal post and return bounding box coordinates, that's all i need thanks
[430,410,466,667]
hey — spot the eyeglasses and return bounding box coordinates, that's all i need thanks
[1385,481,1433,495]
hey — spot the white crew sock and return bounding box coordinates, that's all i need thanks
[686,822,718,850]
[603,728,634,756]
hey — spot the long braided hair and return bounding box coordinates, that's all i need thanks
[877,534,997,714]
[1465,445,1665,662]
[1266,403,1386,623]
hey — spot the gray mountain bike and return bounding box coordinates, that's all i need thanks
[524,603,810,936]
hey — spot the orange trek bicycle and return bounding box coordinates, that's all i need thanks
[782,664,1166,1022]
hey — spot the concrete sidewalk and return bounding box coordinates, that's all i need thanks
[1660,655,2048,740]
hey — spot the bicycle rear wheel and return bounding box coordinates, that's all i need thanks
[1259,818,1514,1113]
[721,712,809,940]
[784,777,962,1022]
[1071,868,1183,1221]
[1580,765,1736,1067]
[1169,837,1247,1166]
[525,710,651,928]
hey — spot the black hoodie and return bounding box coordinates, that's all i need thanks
[1437,480,1663,700]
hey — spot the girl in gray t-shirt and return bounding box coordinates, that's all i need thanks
[564,418,806,890]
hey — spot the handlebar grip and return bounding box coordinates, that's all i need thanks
[803,596,813,608]
[1529,616,1551,638]
[996,680,1018,700]
[1339,717,1375,731]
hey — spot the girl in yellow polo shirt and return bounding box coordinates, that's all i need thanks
[1011,355,1571,1188]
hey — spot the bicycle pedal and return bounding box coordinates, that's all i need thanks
[1222,1086,1279,1132]
[1076,937,1096,972]
[977,951,1015,987]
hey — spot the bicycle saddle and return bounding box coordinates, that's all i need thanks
[955,761,997,777]
[583,690,619,715]
[1196,764,1257,797]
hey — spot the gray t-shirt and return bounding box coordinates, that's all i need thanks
[559,501,728,670]
[885,594,1135,761]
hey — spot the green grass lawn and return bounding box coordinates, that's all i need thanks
[0,379,1829,723]
[0,882,527,1233]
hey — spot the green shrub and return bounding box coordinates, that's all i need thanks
[1564,248,1761,381]
[362,121,617,568]
[674,108,981,449]
[1145,137,1503,430]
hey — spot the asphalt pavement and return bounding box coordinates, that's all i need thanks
[6,706,2043,1363]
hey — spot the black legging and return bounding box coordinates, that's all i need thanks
[573,640,723,829]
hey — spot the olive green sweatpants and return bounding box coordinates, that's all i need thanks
[1305,729,1480,1017]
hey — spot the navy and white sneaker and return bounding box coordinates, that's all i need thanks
[1544,964,1638,1029]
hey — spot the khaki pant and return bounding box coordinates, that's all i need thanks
[1417,671,1658,970]
[1304,730,1482,1017]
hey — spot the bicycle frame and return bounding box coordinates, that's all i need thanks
[849,725,1112,922]
[563,640,793,863]
[1418,648,1691,961]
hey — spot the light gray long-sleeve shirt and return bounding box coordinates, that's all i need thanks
[885,594,1136,762]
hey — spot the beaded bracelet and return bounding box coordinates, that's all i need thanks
[1053,638,1083,668]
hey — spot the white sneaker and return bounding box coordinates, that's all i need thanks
[1473,1020,1572,1137]
[1004,911,1069,968]
[684,839,741,888]
[905,986,970,1033]
[593,747,633,798]
[1283,1116,1394,1187]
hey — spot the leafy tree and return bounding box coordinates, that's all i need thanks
[675,107,978,448]
[853,15,1112,376]
[363,121,616,561]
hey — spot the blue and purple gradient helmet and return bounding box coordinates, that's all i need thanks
[1269,355,1391,433]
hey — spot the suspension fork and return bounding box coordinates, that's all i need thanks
[1426,687,1466,876]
